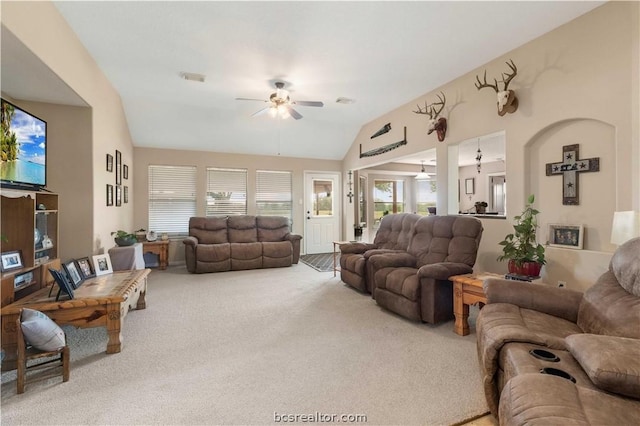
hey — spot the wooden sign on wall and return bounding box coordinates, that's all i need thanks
[545,144,600,205]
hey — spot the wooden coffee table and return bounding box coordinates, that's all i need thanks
[450,273,502,336]
[1,269,150,370]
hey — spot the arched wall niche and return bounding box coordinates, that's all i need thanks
[524,117,616,252]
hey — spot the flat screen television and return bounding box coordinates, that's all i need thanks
[1,98,47,190]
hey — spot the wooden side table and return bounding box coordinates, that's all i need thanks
[142,240,169,270]
[449,273,502,336]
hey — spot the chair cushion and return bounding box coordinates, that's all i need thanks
[566,334,640,399]
[20,308,66,351]
[379,267,420,301]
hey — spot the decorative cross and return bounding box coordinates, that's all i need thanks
[545,144,599,205]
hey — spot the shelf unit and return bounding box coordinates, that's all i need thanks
[1,191,59,306]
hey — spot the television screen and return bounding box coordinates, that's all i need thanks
[1,99,47,189]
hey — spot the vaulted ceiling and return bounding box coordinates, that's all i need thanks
[4,1,604,161]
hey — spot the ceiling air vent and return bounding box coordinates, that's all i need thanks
[336,97,356,104]
[179,72,206,83]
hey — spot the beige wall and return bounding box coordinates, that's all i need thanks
[133,147,342,263]
[2,1,135,255]
[343,2,640,291]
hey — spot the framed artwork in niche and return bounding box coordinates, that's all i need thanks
[106,184,113,206]
[465,178,475,195]
[106,153,113,172]
[549,224,584,249]
[115,150,122,185]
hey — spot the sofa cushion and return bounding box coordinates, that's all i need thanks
[577,271,640,338]
[610,237,640,297]
[228,215,258,243]
[189,216,228,244]
[257,216,290,242]
[566,334,640,399]
[499,374,640,426]
[231,242,262,270]
[262,241,293,268]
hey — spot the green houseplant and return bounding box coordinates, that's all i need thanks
[111,230,137,247]
[497,194,546,277]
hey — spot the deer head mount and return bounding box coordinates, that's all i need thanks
[413,92,447,141]
[475,60,519,116]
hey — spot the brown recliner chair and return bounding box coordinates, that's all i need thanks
[370,215,483,324]
[476,237,640,423]
[339,213,421,295]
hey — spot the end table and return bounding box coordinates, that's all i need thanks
[142,240,169,270]
[449,272,502,336]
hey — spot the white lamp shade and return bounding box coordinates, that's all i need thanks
[611,211,640,245]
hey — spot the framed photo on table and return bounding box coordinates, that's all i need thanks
[549,224,584,249]
[63,260,83,289]
[49,268,74,300]
[76,257,95,279]
[1,250,23,272]
[92,254,113,276]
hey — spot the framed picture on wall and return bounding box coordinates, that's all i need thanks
[465,178,475,195]
[549,224,584,249]
[124,186,128,203]
[106,153,113,172]
[123,164,128,180]
[106,184,114,206]
[116,185,122,206]
[115,150,122,185]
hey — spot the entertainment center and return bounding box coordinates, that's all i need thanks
[1,191,60,307]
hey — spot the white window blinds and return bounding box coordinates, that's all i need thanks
[206,167,247,216]
[256,170,292,219]
[148,165,197,235]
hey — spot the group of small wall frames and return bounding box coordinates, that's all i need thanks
[106,150,129,206]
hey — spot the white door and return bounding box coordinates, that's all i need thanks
[304,172,341,254]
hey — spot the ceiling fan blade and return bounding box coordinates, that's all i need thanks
[292,100,324,107]
[236,97,269,102]
[251,107,271,117]
[286,106,303,120]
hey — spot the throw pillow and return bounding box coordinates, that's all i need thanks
[20,308,66,351]
[566,333,640,399]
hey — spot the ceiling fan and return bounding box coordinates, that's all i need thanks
[235,82,323,120]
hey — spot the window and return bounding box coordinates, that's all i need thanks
[148,165,196,235]
[312,179,334,216]
[373,179,404,224]
[416,178,437,215]
[206,167,247,216]
[256,170,292,219]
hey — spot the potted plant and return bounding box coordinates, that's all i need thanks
[111,230,137,247]
[497,194,546,277]
[475,201,488,214]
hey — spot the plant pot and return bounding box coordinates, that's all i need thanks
[508,260,542,277]
[115,236,137,247]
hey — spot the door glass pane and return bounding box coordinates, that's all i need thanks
[312,179,333,216]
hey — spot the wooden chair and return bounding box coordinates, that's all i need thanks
[16,310,69,394]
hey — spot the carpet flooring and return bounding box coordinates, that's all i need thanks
[299,252,337,272]
[1,264,488,425]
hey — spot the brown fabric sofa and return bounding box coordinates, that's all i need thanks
[183,216,302,273]
[369,215,483,324]
[476,237,640,424]
[339,213,421,295]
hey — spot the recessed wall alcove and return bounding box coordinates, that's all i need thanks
[525,118,616,252]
